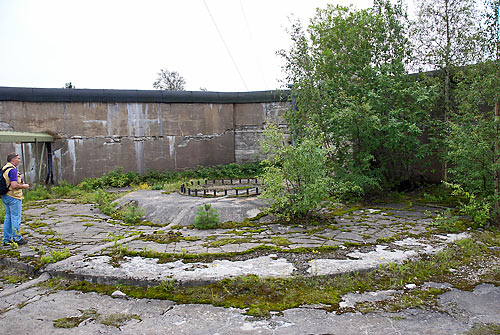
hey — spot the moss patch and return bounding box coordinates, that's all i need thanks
[53,308,141,329]
[465,323,500,335]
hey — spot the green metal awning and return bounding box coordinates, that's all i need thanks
[0,131,54,143]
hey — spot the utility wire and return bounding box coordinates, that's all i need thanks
[239,0,269,88]
[203,0,249,90]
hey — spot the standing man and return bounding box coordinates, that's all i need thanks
[2,153,30,245]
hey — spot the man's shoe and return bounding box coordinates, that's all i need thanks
[2,241,9,246]
[15,239,27,245]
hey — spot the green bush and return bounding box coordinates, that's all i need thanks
[445,182,492,227]
[259,123,332,219]
[193,204,219,229]
[77,162,263,191]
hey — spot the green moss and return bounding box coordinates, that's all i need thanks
[102,243,341,264]
[53,309,98,328]
[224,228,267,235]
[37,228,57,235]
[343,241,363,247]
[0,249,21,258]
[142,231,182,244]
[271,237,292,247]
[204,237,252,248]
[100,313,141,328]
[376,236,396,244]
[330,206,362,217]
[465,323,500,335]
[52,307,141,329]
[26,219,49,229]
[0,274,29,284]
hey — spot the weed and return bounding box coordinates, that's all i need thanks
[40,248,71,264]
[430,208,466,233]
[108,233,128,267]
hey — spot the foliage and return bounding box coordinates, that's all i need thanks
[193,204,219,229]
[79,162,263,190]
[259,123,332,219]
[40,247,71,264]
[411,0,480,71]
[429,208,464,233]
[445,183,492,227]
[123,205,144,224]
[152,68,186,91]
[444,0,500,225]
[24,182,85,202]
[279,0,437,197]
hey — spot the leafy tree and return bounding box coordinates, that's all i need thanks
[153,68,186,90]
[259,123,332,219]
[411,0,480,179]
[279,0,436,197]
[445,0,500,224]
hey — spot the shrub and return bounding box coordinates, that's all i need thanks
[259,123,332,219]
[193,204,219,229]
[123,205,144,224]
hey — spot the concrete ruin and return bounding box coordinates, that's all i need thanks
[0,87,290,184]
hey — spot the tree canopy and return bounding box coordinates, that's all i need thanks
[265,0,500,225]
[153,68,186,91]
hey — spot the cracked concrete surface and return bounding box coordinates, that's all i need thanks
[1,190,499,334]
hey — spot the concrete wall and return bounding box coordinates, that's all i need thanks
[0,88,289,184]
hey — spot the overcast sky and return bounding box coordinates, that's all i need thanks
[0,0,374,92]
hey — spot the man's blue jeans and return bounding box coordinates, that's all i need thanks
[2,195,22,243]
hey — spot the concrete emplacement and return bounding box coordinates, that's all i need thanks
[0,189,474,290]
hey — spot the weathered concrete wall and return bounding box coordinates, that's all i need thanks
[0,89,289,184]
[234,102,288,162]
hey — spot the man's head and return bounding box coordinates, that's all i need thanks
[7,153,21,166]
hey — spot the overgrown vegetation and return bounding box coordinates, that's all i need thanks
[79,162,262,191]
[259,123,332,219]
[260,0,500,226]
[278,0,437,204]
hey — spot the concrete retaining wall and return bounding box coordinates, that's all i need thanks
[0,88,289,184]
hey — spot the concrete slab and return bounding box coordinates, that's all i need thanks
[46,255,296,285]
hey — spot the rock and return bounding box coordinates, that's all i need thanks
[405,284,417,289]
[112,290,127,299]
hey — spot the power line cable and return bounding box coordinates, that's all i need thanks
[239,0,269,88]
[203,0,249,90]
